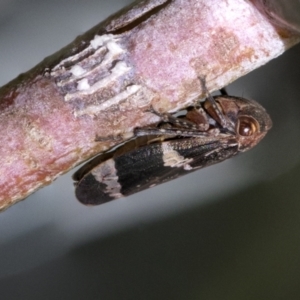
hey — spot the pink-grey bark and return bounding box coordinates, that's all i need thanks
[0,0,299,211]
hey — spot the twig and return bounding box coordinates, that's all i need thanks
[0,0,299,210]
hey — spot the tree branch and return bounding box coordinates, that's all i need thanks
[0,0,299,211]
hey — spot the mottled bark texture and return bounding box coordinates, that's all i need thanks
[0,0,299,210]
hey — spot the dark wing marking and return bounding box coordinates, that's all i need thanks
[116,138,238,197]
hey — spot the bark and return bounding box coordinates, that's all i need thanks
[0,0,299,211]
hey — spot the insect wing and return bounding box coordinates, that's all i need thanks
[75,137,238,205]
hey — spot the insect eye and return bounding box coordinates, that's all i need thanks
[237,116,259,136]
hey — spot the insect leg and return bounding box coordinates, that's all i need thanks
[199,77,228,128]
[147,106,195,128]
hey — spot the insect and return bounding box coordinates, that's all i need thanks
[73,81,272,205]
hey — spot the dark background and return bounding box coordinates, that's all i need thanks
[1,1,300,299]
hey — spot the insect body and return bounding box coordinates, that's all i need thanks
[73,89,272,205]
